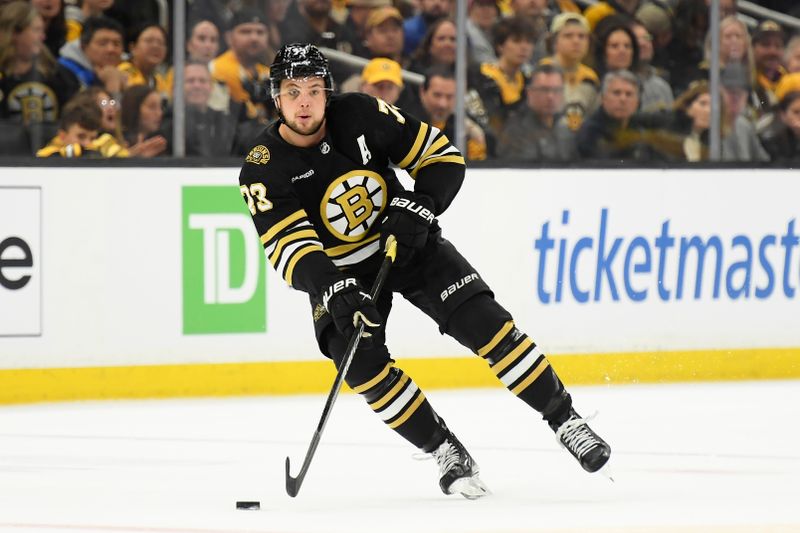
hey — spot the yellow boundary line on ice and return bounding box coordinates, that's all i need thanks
[0,347,798,405]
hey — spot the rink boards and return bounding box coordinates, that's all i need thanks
[1,166,798,404]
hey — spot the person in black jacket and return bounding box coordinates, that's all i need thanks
[577,69,675,161]
[759,90,800,165]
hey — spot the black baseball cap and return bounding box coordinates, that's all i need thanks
[752,20,785,45]
[229,8,268,31]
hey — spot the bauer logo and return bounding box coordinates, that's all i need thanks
[182,186,266,334]
[0,187,41,336]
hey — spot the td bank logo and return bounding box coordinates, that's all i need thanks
[182,186,266,334]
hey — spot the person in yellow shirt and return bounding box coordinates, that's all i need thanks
[64,0,113,42]
[209,9,271,121]
[118,23,169,97]
[36,94,102,157]
[540,12,598,130]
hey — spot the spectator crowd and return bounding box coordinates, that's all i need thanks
[1,0,799,164]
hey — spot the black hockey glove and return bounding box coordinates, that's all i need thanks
[380,191,435,267]
[322,277,382,342]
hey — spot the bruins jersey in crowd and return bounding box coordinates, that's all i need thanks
[238,92,466,298]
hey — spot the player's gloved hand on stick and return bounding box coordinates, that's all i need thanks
[380,191,435,267]
[322,277,382,342]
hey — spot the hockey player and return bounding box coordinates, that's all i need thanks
[238,43,611,499]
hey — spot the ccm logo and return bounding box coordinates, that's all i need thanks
[440,273,479,302]
[390,197,434,223]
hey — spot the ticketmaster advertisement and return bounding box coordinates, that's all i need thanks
[0,167,797,370]
[0,187,41,337]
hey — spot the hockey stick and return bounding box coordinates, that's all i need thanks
[285,235,397,497]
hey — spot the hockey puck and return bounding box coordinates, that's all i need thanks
[236,501,260,510]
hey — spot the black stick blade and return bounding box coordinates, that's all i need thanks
[285,456,299,497]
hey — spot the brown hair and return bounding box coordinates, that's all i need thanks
[59,93,103,132]
[0,1,56,77]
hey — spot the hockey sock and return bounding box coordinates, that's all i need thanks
[478,321,572,424]
[351,363,444,450]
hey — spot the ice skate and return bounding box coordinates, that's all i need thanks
[430,430,490,500]
[550,408,611,474]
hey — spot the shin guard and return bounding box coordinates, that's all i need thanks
[350,363,442,450]
[478,321,572,423]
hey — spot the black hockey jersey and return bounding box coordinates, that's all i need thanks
[238,92,466,299]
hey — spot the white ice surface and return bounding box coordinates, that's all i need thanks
[1,381,799,533]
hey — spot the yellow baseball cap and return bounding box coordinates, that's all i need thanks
[551,12,590,35]
[775,72,800,102]
[361,57,404,87]
[365,6,403,30]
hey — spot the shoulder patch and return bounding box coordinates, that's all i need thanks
[246,145,270,165]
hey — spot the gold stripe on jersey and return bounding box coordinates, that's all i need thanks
[413,154,466,176]
[352,362,393,394]
[260,209,307,245]
[269,228,320,267]
[324,233,381,267]
[397,122,429,168]
[284,243,324,287]
[420,135,449,161]
[478,321,514,357]
[407,129,465,178]
[324,233,380,257]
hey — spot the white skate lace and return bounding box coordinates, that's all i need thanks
[430,439,460,475]
[555,412,601,459]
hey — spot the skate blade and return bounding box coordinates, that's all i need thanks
[597,461,615,483]
[449,475,491,500]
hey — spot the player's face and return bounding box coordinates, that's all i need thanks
[187,21,220,62]
[276,77,328,138]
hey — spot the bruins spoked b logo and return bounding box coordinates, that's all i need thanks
[321,171,386,242]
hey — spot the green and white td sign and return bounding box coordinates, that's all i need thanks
[182,185,266,334]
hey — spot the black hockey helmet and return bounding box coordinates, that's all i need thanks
[269,43,334,98]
